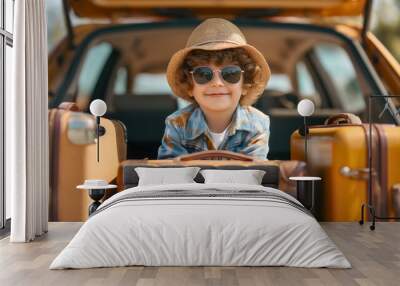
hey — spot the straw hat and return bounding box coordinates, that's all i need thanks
[166,18,271,102]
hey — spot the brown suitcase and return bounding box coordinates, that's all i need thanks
[49,102,127,221]
[291,123,400,221]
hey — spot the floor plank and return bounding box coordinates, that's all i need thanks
[0,222,399,286]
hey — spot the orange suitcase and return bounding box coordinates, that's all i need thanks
[291,123,400,221]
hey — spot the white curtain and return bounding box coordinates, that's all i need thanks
[8,0,49,242]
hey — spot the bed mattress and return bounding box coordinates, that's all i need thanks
[50,183,351,269]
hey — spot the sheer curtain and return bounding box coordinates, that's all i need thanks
[8,0,49,242]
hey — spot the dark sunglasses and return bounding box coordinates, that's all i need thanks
[190,66,244,85]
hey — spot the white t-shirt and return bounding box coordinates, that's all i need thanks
[209,128,228,149]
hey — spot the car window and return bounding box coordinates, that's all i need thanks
[132,73,293,93]
[314,43,365,113]
[132,73,172,95]
[129,72,296,110]
[76,42,113,109]
[295,61,319,101]
[266,74,292,93]
[130,73,191,109]
[114,66,128,95]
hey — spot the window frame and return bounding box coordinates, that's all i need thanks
[0,0,13,235]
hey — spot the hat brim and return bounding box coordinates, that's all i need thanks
[166,42,271,103]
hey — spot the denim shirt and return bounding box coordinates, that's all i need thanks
[157,104,270,160]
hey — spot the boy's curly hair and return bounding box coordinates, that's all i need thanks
[176,48,264,106]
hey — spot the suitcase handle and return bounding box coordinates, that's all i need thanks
[324,113,362,125]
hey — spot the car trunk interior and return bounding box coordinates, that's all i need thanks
[56,23,385,160]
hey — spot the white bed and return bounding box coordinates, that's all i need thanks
[50,183,351,269]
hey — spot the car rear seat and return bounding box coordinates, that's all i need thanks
[48,102,127,221]
[254,91,334,159]
[109,94,178,158]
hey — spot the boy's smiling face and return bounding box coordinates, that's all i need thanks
[189,62,243,114]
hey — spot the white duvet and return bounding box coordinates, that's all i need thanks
[50,183,351,269]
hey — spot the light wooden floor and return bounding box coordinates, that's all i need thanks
[0,222,399,286]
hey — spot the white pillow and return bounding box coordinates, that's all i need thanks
[135,167,200,186]
[200,169,266,185]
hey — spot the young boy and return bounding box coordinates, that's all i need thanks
[158,18,271,159]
